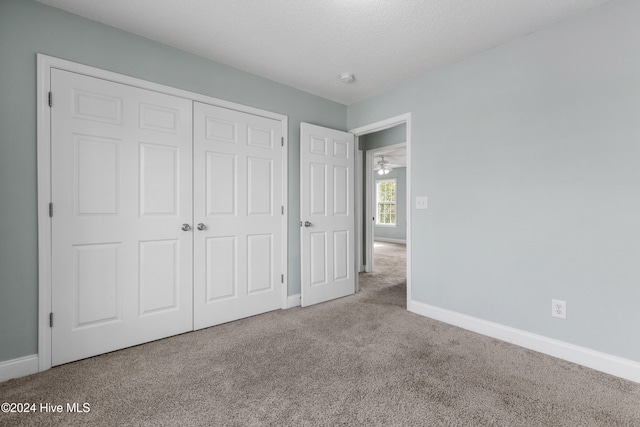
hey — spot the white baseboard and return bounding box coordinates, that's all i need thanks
[374,237,406,244]
[286,293,301,309]
[0,355,39,383]
[408,300,640,384]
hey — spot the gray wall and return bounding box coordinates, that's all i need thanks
[374,168,407,241]
[348,0,640,362]
[359,124,406,151]
[0,0,346,362]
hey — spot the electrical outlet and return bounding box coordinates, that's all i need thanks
[552,299,566,319]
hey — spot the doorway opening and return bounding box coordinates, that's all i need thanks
[365,240,407,308]
[369,143,407,274]
[350,113,411,308]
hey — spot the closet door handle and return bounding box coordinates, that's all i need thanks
[181,223,191,231]
[197,223,207,231]
[304,221,312,227]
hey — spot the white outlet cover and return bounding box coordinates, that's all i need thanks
[416,196,428,209]
[552,299,566,319]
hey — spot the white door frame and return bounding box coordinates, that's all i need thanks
[36,54,289,372]
[350,113,411,306]
[356,150,364,276]
[366,142,407,273]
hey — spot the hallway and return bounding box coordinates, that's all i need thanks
[359,241,407,308]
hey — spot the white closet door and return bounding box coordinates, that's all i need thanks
[193,103,284,329]
[50,69,193,366]
[300,123,355,306]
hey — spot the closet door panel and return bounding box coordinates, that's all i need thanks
[193,102,283,329]
[51,69,193,366]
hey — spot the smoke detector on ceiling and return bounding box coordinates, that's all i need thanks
[340,73,355,83]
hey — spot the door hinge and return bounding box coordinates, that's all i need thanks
[281,205,284,215]
[48,92,52,107]
[281,274,284,283]
[281,137,284,147]
[49,312,53,328]
[49,202,53,218]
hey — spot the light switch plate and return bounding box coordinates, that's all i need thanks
[416,196,428,209]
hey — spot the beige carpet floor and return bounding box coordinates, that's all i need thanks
[1,242,639,426]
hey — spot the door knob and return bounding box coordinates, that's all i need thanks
[181,223,191,231]
[197,223,207,231]
[304,221,312,227]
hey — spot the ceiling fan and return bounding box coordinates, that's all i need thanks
[375,156,393,175]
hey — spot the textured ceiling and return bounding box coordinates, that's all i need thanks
[36,0,613,105]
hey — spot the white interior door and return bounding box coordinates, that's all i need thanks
[50,69,193,366]
[193,102,284,329]
[300,123,355,306]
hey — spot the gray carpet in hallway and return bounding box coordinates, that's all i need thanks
[1,242,639,426]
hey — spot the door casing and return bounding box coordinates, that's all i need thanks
[37,54,289,372]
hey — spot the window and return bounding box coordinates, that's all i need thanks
[376,179,396,226]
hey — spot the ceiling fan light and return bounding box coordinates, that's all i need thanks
[377,169,385,175]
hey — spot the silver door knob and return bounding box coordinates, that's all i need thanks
[197,223,207,231]
[181,223,191,231]
[304,221,312,227]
